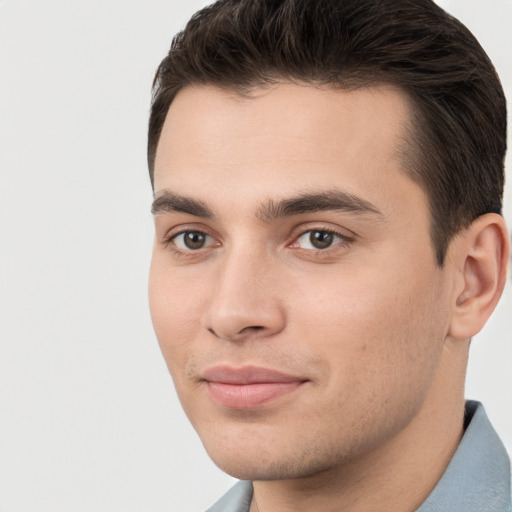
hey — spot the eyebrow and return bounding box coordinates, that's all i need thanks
[256,190,384,221]
[151,189,383,221]
[151,191,214,218]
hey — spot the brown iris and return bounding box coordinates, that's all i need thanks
[310,231,334,249]
[183,231,207,250]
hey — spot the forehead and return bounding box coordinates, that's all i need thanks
[153,83,419,216]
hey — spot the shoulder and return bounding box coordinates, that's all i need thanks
[205,481,253,512]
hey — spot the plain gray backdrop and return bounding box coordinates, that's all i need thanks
[0,1,511,511]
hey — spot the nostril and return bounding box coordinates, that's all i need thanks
[208,325,266,340]
[242,325,264,333]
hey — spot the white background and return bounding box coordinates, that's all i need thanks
[0,1,510,511]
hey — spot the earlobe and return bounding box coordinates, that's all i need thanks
[448,213,510,339]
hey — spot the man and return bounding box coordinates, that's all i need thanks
[147,0,511,510]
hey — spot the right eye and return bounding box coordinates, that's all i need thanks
[295,229,344,250]
[171,231,216,251]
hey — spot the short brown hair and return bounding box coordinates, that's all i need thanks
[148,0,507,265]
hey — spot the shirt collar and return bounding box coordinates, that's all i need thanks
[417,400,511,512]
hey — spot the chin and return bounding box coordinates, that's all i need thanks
[208,457,307,482]
[202,435,345,482]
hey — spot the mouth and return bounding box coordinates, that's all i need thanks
[201,366,307,409]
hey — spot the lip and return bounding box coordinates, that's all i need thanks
[202,366,307,409]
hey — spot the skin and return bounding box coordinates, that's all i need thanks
[148,83,508,511]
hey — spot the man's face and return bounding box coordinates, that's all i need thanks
[149,84,454,480]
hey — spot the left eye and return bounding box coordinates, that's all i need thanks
[171,231,215,250]
[295,230,345,250]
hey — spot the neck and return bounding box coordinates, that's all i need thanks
[250,341,468,512]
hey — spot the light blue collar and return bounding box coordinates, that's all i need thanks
[417,401,510,512]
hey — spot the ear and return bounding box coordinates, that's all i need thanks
[448,213,510,339]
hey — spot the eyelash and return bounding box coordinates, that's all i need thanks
[163,226,354,258]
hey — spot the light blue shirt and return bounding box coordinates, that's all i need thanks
[206,401,511,511]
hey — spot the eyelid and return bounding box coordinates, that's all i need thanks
[162,222,216,242]
[289,223,356,243]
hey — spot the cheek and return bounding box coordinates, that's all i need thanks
[289,261,446,397]
[283,264,447,453]
[148,259,204,374]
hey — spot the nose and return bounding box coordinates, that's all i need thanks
[202,247,286,342]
